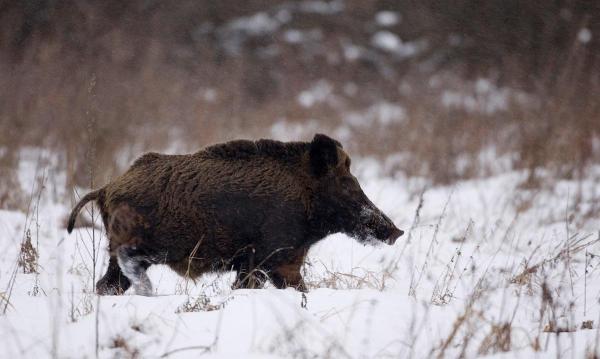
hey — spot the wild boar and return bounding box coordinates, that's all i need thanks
[67,134,403,295]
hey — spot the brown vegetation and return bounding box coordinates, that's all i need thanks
[0,1,599,206]
[17,229,39,274]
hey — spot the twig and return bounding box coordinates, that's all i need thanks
[564,189,575,296]
[160,345,211,358]
[434,297,476,359]
[387,188,425,273]
[584,249,588,317]
[162,295,226,357]
[410,189,452,297]
[511,233,598,284]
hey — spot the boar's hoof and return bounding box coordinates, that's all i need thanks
[95,258,131,295]
[96,281,124,296]
[288,280,308,293]
[270,272,308,292]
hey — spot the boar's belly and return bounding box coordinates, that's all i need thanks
[208,191,307,247]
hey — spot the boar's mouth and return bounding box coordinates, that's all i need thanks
[353,207,404,246]
[352,228,404,246]
[385,227,404,245]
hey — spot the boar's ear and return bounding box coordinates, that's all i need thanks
[309,134,340,177]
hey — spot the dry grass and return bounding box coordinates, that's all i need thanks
[582,320,594,330]
[432,298,478,359]
[305,264,393,291]
[0,1,599,200]
[431,220,472,305]
[176,294,230,313]
[477,322,512,356]
[511,233,600,286]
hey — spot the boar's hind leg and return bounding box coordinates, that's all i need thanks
[116,246,157,296]
[96,205,131,295]
[109,204,156,296]
[269,249,308,292]
[96,255,131,295]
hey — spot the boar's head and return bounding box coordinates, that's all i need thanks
[308,134,404,245]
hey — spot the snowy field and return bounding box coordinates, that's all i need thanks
[1,150,600,358]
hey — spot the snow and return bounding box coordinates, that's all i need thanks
[283,29,322,44]
[578,28,592,44]
[297,0,344,15]
[215,0,345,54]
[296,80,334,108]
[217,12,286,55]
[343,102,406,127]
[283,29,304,43]
[202,88,217,103]
[375,11,400,27]
[1,151,600,358]
[227,12,281,36]
[270,120,321,141]
[342,43,363,61]
[372,31,403,52]
[441,78,517,114]
[371,31,419,58]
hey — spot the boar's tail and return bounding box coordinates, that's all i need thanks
[67,189,103,234]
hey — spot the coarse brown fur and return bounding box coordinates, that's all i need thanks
[67,134,403,295]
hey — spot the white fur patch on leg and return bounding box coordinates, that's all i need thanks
[117,247,153,296]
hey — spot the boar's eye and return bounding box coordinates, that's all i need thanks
[345,157,351,169]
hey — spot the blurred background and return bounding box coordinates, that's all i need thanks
[1,0,599,208]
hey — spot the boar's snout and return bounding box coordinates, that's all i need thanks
[386,227,404,245]
[360,205,404,245]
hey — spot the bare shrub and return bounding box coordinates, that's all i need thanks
[17,229,39,274]
[477,323,512,356]
[108,335,139,359]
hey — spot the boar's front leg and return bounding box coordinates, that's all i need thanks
[270,267,307,292]
[269,249,308,292]
[233,266,266,289]
[232,246,267,289]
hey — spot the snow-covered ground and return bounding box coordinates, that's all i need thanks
[1,150,600,358]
